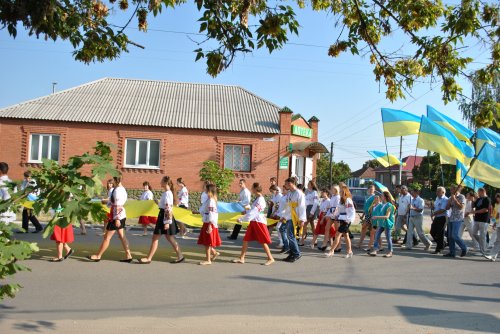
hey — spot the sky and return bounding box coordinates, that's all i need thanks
[0,1,487,171]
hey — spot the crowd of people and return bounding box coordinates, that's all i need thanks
[0,161,499,265]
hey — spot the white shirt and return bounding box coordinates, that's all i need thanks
[200,197,218,227]
[240,195,267,224]
[434,195,449,218]
[319,198,331,214]
[108,186,127,220]
[271,192,283,216]
[140,190,154,201]
[178,186,189,207]
[409,196,425,217]
[336,197,356,223]
[239,188,252,208]
[305,190,319,213]
[277,193,288,219]
[328,195,340,218]
[284,189,307,222]
[159,190,174,211]
[0,175,12,201]
[397,193,412,216]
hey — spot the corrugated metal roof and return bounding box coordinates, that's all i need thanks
[0,78,281,134]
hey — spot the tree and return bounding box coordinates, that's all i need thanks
[0,142,118,299]
[366,159,382,169]
[198,160,235,195]
[315,153,351,189]
[459,71,500,129]
[1,1,498,121]
[411,152,455,191]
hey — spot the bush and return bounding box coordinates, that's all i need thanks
[198,160,235,195]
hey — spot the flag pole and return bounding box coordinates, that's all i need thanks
[459,143,486,186]
[384,136,394,189]
[398,136,403,185]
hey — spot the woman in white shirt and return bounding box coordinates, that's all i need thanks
[232,183,275,266]
[176,177,189,237]
[87,176,133,262]
[325,185,356,258]
[197,183,222,265]
[139,176,184,264]
[138,181,156,236]
[319,185,340,251]
[300,181,319,246]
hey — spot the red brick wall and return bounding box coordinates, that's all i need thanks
[0,119,306,193]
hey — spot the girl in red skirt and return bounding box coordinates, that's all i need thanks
[232,183,275,266]
[197,183,221,265]
[50,222,75,262]
[138,181,156,236]
[311,189,336,248]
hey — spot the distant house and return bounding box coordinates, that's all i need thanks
[347,163,376,188]
[374,156,424,186]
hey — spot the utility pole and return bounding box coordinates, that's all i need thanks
[52,82,57,94]
[398,136,403,185]
[329,142,334,188]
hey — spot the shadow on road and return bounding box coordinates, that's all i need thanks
[12,320,56,333]
[396,306,500,333]
[235,276,500,304]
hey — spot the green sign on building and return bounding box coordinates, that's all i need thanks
[292,125,313,138]
[279,156,289,170]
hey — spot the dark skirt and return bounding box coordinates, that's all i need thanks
[106,218,126,231]
[338,221,351,234]
[306,204,318,219]
[153,209,179,235]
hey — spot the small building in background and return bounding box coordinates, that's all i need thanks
[347,163,376,188]
[374,156,424,186]
[0,78,328,191]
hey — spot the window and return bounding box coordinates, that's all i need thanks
[125,139,160,168]
[224,144,251,172]
[29,134,60,162]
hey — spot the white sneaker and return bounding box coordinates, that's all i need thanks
[484,255,495,262]
[424,244,432,251]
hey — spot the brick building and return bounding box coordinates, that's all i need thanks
[0,78,327,192]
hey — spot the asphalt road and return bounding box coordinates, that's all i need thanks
[1,224,499,334]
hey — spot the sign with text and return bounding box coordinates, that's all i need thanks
[279,157,289,170]
[292,125,313,138]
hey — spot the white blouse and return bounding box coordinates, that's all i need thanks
[319,198,331,214]
[108,186,127,220]
[305,190,319,213]
[335,197,356,223]
[159,190,174,211]
[328,194,340,218]
[140,190,154,201]
[283,190,307,222]
[200,197,219,227]
[240,196,267,224]
[178,186,189,207]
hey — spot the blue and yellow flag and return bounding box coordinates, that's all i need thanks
[440,154,456,165]
[456,160,484,191]
[368,150,405,167]
[467,143,500,188]
[381,108,421,137]
[427,105,474,144]
[476,127,500,151]
[417,116,475,164]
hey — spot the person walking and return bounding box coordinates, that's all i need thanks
[300,181,319,246]
[176,178,189,237]
[444,185,468,258]
[394,186,414,244]
[357,185,376,249]
[19,171,43,233]
[462,191,479,250]
[325,185,356,259]
[227,179,252,240]
[369,191,396,258]
[282,177,306,263]
[138,181,156,236]
[197,183,222,265]
[318,185,340,252]
[402,189,432,251]
[485,193,500,262]
[471,188,491,256]
[430,186,449,255]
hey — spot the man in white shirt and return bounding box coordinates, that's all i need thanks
[282,177,306,263]
[228,179,252,240]
[394,185,417,245]
[403,189,432,250]
[430,186,449,254]
[19,171,43,233]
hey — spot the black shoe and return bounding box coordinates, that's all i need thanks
[432,250,442,255]
[318,246,327,252]
[119,258,133,263]
[171,257,185,264]
[460,249,468,257]
[279,248,290,254]
[283,255,298,263]
[283,254,294,261]
[64,248,74,259]
[443,253,455,258]
[294,254,302,261]
[227,236,237,240]
[334,248,342,253]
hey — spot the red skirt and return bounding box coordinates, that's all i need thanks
[314,213,336,237]
[50,225,74,243]
[243,221,272,244]
[197,223,222,247]
[138,216,157,225]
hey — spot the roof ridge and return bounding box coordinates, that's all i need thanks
[104,77,243,88]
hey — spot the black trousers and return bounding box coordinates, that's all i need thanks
[229,224,242,239]
[430,216,447,251]
[22,208,42,231]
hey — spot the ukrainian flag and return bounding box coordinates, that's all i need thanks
[456,160,484,191]
[440,154,456,165]
[476,127,500,151]
[368,150,404,167]
[417,116,475,164]
[381,108,421,137]
[427,105,474,143]
[467,143,500,188]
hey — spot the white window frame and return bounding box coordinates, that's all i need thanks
[223,144,252,172]
[28,133,60,163]
[124,138,161,169]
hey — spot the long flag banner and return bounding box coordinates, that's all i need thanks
[427,105,474,144]
[417,116,475,164]
[456,160,484,191]
[476,127,500,151]
[368,150,405,167]
[381,108,421,137]
[467,143,500,188]
[440,154,457,165]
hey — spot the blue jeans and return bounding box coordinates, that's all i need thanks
[374,227,393,253]
[279,222,289,250]
[285,220,301,257]
[448,220,467,256]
